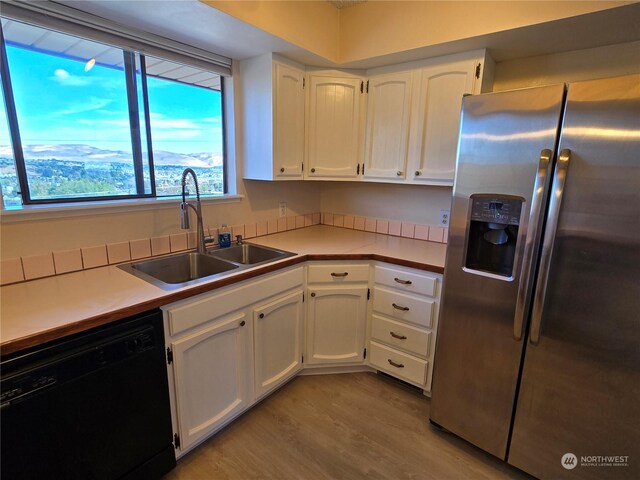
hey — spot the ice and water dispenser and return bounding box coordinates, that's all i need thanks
[464,195,524,278]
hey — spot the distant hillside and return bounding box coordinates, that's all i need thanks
[0,144,223,167]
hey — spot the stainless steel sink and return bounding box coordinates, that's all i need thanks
[119,252,239,288]
[119,244,296,289]
[209,244,295,266]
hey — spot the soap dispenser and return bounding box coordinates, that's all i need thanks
[218,224,231,248]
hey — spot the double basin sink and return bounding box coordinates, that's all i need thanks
[119,244,296,289]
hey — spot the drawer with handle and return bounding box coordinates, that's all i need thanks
[371,314,431,358]
[372,286,434,328]
[374,266,438,297]
[307,264,370,283]
[369,341,427,388]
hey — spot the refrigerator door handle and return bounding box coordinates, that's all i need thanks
[529,149,572,344]
[513,149,553,341]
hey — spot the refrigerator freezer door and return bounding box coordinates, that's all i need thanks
[509,74,640,479]
[430,84,565,459]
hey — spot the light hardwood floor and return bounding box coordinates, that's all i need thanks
[164,372,534,479]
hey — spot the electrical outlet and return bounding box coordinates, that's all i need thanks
[439,209,450,227]
[279,202,287,218]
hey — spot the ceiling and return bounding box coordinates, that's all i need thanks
[42,1,640,69]
[1,17,221,89]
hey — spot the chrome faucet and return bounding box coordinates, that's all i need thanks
[180,168,208,254]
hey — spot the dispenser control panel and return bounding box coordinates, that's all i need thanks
[470,197,523,226]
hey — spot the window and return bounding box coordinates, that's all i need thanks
[0,17,225,206]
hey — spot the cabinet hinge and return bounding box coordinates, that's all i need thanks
[303,292,305,302]
[357,164,360,175]
[302,162,304,172]
[363,348,367,359]
[360,80,364,94]
[166,347,173,365]
[366,80,369,93]
[367,288,370,300]
[303,77,305,89]
[475,62,481,79]
[174,433,181,449]
[302,354,304,364]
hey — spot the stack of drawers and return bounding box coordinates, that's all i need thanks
[368,264,442,392]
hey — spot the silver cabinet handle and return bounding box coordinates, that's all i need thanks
[330,272,349,277]
[530,149,571,345]
[392,303,410,311]
[394,277,412,285]
[514,149,553,341]
[390,331,407,340]
[388,359,404,368]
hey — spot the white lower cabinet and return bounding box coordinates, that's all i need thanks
[169,310,252,452]
[305,262,370,365]
[162,260,443,456]
[368,263,442,392]
[306,285,368,365]
[163,266,304,456]
[253,290,304,399]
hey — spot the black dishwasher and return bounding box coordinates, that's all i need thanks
[0,309,176,479]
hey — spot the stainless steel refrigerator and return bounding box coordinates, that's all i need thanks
[430,74,639,479]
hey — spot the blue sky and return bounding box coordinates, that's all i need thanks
[3,44,223,156]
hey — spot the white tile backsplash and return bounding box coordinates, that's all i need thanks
[82,245,108,269]
[53,249,83,273]
[130,238,151,260]
[107,242,131,264]
[22,253,55,280]
[1,258,24,285]
[150,236,170,256]
[169,233,188,253]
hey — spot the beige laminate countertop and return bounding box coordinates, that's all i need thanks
[0,226,446,356]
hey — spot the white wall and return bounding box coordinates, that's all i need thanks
[319,182,452,226]
[493,41,640,91]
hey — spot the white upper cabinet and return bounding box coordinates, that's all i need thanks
[240,54,305,180]
[306,73,364,180]
[407,53,492,185]
[274,63,305,178]
[362,71,413,181]
[241,50,492,185]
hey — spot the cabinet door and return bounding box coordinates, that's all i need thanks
[306,286,368,364]
[170,311,251,452]
[408,59,478,185]
[363,72,413,180]
[253,290,304,399]
[306,75,362,179]
[274,63,304,178]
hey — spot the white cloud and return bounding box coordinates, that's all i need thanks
[55,97,114,116]
[51,69,91,87]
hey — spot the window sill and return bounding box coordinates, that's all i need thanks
[0,194,244,223]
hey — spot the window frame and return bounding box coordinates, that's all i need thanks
[0,19,228,206]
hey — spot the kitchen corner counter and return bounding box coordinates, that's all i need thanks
[0,226,446,356]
